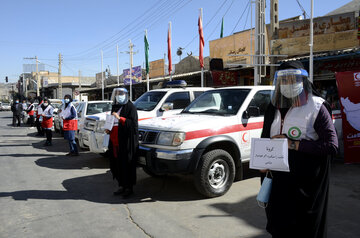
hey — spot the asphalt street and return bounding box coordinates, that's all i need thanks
[0,111,359,238]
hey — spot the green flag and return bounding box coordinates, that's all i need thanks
[220,17,224,38]
[144,33,149,75]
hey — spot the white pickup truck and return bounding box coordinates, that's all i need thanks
[138,86,274,197]
[79,86,212,153]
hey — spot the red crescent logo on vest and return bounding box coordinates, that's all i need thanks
[288,127,301,139]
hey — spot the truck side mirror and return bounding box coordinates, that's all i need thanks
[242,106,260,119]
[160,102,173,112]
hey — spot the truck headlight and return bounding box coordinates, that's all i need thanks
[157,132,185,146]
[96,121,106,133]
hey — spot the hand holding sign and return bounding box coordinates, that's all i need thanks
[250,138,289,172]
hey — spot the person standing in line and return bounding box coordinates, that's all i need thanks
[35,97,44,136]
[60,94,79,156]
[260,61,338,238]
[11,99,22,127]
[105,88,138,198]
[21,99,27,121]
[26,98,36,127]
[41,98,54,146]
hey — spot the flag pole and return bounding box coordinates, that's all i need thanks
[145,29,149,91]
[200,8,204,87]
[168,21,172,81]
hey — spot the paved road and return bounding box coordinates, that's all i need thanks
[0,111,359,238]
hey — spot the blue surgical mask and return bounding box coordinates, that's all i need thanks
[116,95,126,104]
[15,101,19,103]
[64,99,70,103]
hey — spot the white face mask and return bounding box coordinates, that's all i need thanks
[116,95,126,104]
[280,82,304,98]
[64,99,70,103]
[43,103,49,107]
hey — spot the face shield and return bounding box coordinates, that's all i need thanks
[111,88,129,105]
[271,69,311,108]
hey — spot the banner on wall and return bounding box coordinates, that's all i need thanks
[335,71,360,163]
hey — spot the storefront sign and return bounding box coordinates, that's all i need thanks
[277,12,356,39]
[123,66,142,85]
[335,71,360,164]
[211,71,237,86]
[272,30,359,56]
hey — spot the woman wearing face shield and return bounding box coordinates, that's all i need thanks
[60,94,79,156]
[261,61,338,238]
[105,88,138,198]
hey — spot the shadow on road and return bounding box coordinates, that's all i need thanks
[0,170,205,204]
[35,154,109,170]
[202,195,270,238]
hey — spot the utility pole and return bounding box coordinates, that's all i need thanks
[254,0,266,85]
[270,0,279,82]
[117,44,120,86]
[129,40,134,101]
[309,0,314,83]
[101,50,104,100]
[78,70,82,101]
[36,56,39,96]
[58,53,62,99]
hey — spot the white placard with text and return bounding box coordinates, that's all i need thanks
[250,138,290,172]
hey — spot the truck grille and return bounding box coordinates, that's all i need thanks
[139,129,159,144]
[84,119,96,131]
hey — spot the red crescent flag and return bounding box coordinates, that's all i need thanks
[198,15,204,68]
[167,23,172,75]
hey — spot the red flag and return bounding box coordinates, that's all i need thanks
[198,15,204,68]
[167,23,172,75]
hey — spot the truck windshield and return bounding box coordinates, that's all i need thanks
[183,89,250,116]
[134,91,167,111]
[86,102,112,115]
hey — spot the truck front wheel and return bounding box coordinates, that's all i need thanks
[194,149,235,198]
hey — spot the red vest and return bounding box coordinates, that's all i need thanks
[63,119,78,131]
[41,117,53,129]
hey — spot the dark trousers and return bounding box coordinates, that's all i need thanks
[36,117,44,135]
[45,129,52,143]
[28,115,35,126]
[12,115,21,127]
[68,139,78,153]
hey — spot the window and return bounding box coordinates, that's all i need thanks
[164,92,191,109]
[248,90,272,116]
[194,91,205,99]
[86,102,112,115]
[134,91,167,111]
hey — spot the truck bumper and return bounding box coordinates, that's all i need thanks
[138,145,196,174]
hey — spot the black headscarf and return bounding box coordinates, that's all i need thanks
[64,94,72,108]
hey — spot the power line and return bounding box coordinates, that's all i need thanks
[295,0,309,18]
[64,0,186,59]
[66,0,192,62]
[230,0,251,34]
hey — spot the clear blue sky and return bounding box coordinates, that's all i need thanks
[1,0,348,82]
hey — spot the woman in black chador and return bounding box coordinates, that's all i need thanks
[261,61,338,238]
[105,88,138,198]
